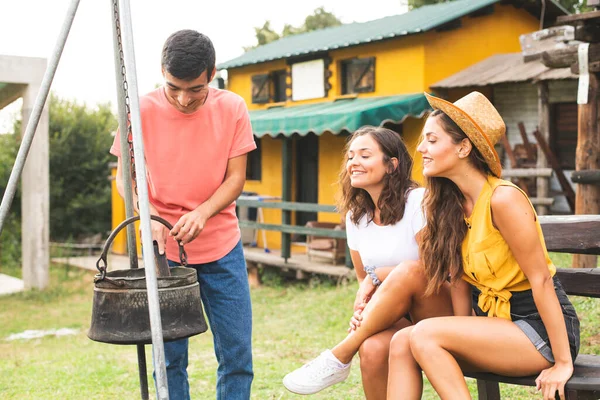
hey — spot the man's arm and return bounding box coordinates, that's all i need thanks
[170,153,248,244]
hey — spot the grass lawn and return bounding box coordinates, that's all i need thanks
[0,253,598,399]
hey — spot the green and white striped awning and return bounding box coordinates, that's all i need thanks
[249,93,430,138]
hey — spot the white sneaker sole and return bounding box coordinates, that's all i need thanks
[282,371,350,395]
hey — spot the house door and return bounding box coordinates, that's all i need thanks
[551,103,577,170]
[295,133,319,237]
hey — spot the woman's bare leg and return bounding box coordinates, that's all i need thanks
[410,316,552,400]
[359,318,412,400]
[388,326,422,400]
[331,260,453,364]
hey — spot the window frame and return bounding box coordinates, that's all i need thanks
[340,57,376,95]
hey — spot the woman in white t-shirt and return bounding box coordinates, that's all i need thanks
[283,126,453,397]
[343,140,425,400]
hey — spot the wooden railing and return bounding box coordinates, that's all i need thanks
[237,196,600,269]
[236,198,351,266]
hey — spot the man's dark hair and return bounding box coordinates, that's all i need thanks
[161,30,215,81]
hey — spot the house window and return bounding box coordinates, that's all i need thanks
[291,59,326,101]
[251,74,270,104]
[251,71,287,104]
[341,57,375,95]
[271,70,287,103]
[246,137,262,180]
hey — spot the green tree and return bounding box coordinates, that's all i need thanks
[0,94,116,274]
[245,7,342,51]
[0,132,22,272]
[254,21,281,47]
[304,6,343,31]
[407,0,590,13]
[46,94,117,241]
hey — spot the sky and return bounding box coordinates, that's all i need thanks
[0,0,408,131]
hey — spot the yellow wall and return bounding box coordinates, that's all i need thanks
[243,136,284,249]
[423,5,539,89]
[317,132,348,223]
[227,37,426,108]
[110,167,141,255]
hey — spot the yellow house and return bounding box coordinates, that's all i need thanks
[110,0,566,256]
[216,0,567,252]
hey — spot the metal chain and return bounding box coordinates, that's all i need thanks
[113,0,138,212]
[111,1,189,267]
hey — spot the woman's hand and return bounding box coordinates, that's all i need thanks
[535,362,573,400]
[348,279,376,332]
[354,278,376,310]
[348,303,365,332]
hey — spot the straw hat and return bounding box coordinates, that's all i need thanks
[424,91,505,177]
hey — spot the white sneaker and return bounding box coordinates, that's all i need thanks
[283,350,352,395]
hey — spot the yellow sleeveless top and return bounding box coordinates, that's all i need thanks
[461,176,556,320]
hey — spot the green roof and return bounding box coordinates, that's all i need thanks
[249,93,430,137]
[218,0,567,70]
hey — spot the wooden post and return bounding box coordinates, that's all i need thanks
[281,137,293,261]
[575,73,600,269]
[500,134,529,194]
[517,122,537,163]
[533,130,576,211]
[537,81,551,216]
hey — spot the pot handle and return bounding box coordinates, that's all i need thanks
[95,215,188,279]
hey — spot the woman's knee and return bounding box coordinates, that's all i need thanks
[389,328,413,361]
[359,335,390,370]
[409,319,441,357]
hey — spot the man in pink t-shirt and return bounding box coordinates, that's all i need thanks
[111,30,255,400]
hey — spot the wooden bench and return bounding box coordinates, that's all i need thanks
[465,215,600,400]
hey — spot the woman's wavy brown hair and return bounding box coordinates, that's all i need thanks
[420,110,492,295]
[337,126,417,226]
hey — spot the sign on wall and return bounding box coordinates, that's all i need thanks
[291,59,325,101]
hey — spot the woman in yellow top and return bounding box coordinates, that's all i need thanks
[390,92,580,400]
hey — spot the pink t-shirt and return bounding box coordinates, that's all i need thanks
[110,87,256,263]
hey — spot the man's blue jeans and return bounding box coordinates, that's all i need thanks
[163,240,253,399]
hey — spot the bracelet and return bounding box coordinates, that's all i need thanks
[363,265,381,287]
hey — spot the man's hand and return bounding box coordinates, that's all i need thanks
[170,207,209,245]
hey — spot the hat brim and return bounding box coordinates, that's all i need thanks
[425,93,502,177]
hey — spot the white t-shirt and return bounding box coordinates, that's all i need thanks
[346,187,425,269]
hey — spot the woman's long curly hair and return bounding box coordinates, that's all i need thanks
[420,110,492,295]
[337,126,417,226]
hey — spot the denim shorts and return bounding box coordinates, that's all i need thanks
[472,276,580,363]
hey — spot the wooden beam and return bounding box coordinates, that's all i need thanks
[541,43,600,69]
[517,122,537,162]
[537,82,551,215]
[529,197,554,206]
[556,268,600,297]
[238,221,347,238]
[571,169,600,185]
[476,380,501,400]
[237,199,336,213]
[575,23,600,43]
[281,137,293,261]
[533,129,576,211]
[575,72,600,268]
[501,168,553,178]
[557,10,600,24]
[571,60,600,75]
[540,217,600,255]
[500,134,529,194]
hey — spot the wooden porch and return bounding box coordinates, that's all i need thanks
[50,245,354,284]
